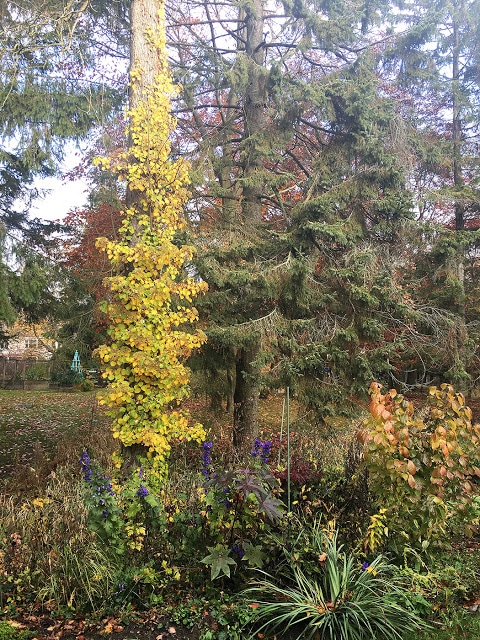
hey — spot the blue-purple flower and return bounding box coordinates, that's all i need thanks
[251,438,272,464]
[261,440,272,463]
[201,441,214,479]
[136,484,149,498]
[80,449,92,482]
[231,544,245,559]
[80,450,115,518]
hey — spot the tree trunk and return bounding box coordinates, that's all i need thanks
[209,390,223,411]
[230,0,267,446]
[129,0,161,110]
[239,0,267,223]
[127,0,162,216]
[452,10,465,234]
[233,346,259,449]
[450,6,467,388]
[120,0,161,471]
[226,361,235,413]
[169,0,270,448]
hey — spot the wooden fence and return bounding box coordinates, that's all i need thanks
[0,357,69,389]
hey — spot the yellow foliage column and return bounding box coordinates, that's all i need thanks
[94,1,207,481]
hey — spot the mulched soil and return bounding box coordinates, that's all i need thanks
[14,612,203,640]
[12,609,299,640]
[467,397,480,423]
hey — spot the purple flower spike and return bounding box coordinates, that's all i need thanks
[80,449,93,482]
[201,441,214,480]
[251,438,262,458]
[251,439,272,464]
[231,544,245,559]
[261,440,272,463]
[136,484,149,498]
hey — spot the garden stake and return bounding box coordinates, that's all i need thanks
[286,386,291,513]
[278,397,285,467]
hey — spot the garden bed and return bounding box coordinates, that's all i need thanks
[2,388,480,640]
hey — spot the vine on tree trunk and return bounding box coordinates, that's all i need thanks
[94,0,207,483]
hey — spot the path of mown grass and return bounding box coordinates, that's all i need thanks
[0,390,110,477]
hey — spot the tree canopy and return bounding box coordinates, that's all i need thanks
[0,0,126,329]
[2,0,480,444]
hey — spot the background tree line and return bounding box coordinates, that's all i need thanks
[1,0,480,448]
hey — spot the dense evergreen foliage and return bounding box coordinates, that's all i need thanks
[0,0,126,329]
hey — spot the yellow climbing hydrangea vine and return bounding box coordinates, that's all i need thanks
[94,1,207,481]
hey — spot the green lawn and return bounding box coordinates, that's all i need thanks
[0,390,110,477]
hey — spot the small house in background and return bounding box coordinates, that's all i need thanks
[1,318,60,389]
[0,318,58,361]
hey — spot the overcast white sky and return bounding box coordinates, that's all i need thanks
[30,142,90,222]
[31,175,89,222]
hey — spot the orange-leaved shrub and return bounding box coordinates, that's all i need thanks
[360,382,480,554]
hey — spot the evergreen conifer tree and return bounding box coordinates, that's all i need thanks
[382,0,480,388]
[168,0,413,437]
[0,0,125,329]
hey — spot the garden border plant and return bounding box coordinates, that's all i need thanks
[200,438,284,580]
[361,382,480,554]
[243,519,430,640]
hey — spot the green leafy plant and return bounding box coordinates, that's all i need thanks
[80,377,95,392]
[396,541,480,616]
[243,521,429,640]
[80,449,125,555]
[199,593,257,640]
[160,592,256,640]
[402,610,480,640]
[24,362,50,381]
[0,621,34,640]
[80,449,168,559]
[51,368,84,386]
[200,441,283,580]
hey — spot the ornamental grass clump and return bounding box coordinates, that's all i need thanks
[243,521,429,640]
[0,467,119,613]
